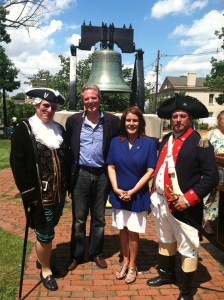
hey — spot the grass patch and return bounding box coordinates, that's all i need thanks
[0,227,33,300]
[0,139,11,170]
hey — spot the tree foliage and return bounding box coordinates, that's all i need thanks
[0,98,34,126]
[204,24,224,105]
[0,46,20,93]
[1,0,47,43]
[11,92,25,100]
[0,5,11,43]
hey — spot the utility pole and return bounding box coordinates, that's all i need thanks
[153,50,160,113]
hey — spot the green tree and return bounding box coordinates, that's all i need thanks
[0,47,20,93]
[27,69,53,87]
[0,97,15,125]
[21,102,35,118]
[50,55,70,108]
[11,92,25,100]
[0,5,11,43]
[204,25,224,104]
[0,46,20,126]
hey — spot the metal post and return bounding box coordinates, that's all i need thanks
[18,209,30,300]
[3,88,7,127]
[69,45,77,110]
[136,49,145,112]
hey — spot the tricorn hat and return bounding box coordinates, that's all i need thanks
[25,87,65,105]
[157,94,209,119]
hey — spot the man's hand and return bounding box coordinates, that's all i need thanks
[172,195,189,211]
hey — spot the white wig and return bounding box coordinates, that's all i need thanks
[32,97,43,106]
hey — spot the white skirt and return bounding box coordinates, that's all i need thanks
[112,208,148,233]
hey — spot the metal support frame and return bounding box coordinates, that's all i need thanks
[69,45,78,110]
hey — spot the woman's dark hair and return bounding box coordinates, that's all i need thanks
[217,110,224,122]
[119,106,146,141]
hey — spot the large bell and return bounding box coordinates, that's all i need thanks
[86,49,132,93]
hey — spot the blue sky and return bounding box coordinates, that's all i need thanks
[3,0,224,95]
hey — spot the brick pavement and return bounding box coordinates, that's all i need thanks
[0,168,224,300]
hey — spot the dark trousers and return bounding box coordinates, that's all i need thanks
[70,167,109,261]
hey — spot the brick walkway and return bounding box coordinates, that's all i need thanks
[0,168,224,300]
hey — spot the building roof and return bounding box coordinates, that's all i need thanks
[166,75,205,87]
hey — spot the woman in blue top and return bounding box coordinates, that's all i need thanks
[107,106,157,284]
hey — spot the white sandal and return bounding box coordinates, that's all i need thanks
[116,263,128,280]
[125,267,138,284]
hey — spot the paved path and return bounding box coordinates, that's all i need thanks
[0,168,224,300]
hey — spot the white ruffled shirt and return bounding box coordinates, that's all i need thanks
[29,114,63,150]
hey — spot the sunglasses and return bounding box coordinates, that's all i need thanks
[41,103,57,111]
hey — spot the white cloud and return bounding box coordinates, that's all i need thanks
[154,6,223,89]
[165,54,212,75]
[66,34,81,46]
[170,10,224,40]
[164,42,223,77]
[150,0,208,19]
[169,10,224,52]
[162,10,224,77]
[4,19,62,58]
[65,24,80,30]
[8,50,62,95]
[38,0,77,21]
[54,0,76,10]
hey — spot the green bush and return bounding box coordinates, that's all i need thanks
[198,123,209,130]
[0,99,35,126]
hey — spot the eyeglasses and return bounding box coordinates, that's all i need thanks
[41,103,57,111]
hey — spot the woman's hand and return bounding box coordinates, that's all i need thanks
[121,190,133,202]
[114,188,126,200]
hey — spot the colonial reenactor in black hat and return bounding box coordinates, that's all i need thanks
[10,88,68,291]
[146,94,219,300]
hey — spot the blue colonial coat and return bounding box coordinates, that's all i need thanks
[106,136,157,212]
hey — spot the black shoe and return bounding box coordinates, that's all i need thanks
[40,272,58,291]
[146,268,176,287]
[177,291,194,300]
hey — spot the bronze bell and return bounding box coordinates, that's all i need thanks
[86,49,132,93]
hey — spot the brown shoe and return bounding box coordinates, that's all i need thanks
[67,258,79,271]
[93,256,107,268]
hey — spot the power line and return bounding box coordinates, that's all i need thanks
[160,49,223,58]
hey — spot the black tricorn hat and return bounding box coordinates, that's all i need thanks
[25,87,65,105]
[157,94,209,119]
